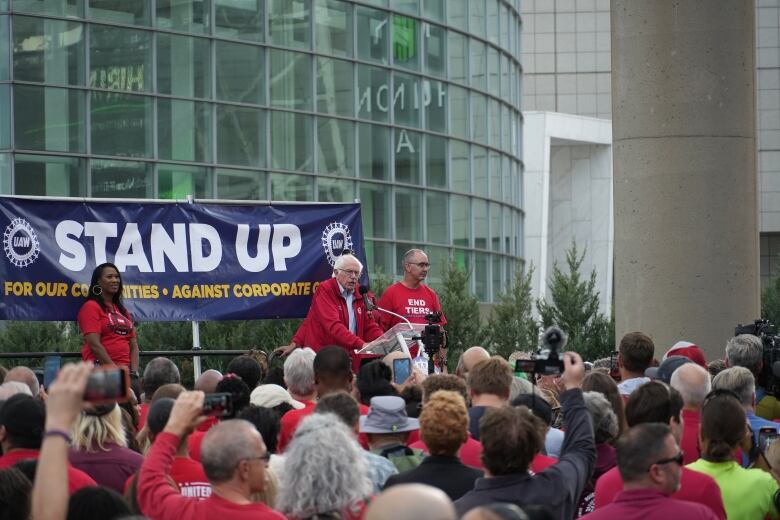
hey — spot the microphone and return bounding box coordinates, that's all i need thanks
[359,286,375,312]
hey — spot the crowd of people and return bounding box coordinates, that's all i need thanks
[2,252,780,519]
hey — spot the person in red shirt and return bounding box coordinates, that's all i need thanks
[669,362,711,465]
[376,249,448,364]
[0,393,95,494]
[593,381,726,519]
[583,423,719,520]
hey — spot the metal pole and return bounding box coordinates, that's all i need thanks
[186,194,203,381]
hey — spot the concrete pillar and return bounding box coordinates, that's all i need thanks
[612,0,759,361]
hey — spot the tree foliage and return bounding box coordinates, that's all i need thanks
[368,265,394,299]
[537,241,614,361]
[486,265,540,359]
[439,260,484,363]
[763,274,780,327]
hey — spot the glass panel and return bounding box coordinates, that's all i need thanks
[472,92,487,144]
[357,64,389,122]
[12,0,81,17]
[393,72,419,128]
[426,191,448,244]
[215,0,263,41]
[270,111,312,171]
[451,194,470,247]
[356,6,388,64]
[315,0,352,57]
[14,85,85,152]
[473,145,488,197]
[316,57,353,116]
[490,202,501,251]
[489,99,500,147]
[395,187,422,241]
[270,173,314,201]
[474,199,488,249]
[487,0,499,46]
[500,4,510,51]
[0,153,9,194]
[489,150,501,198]
[392,15,419,71]
[0,85,8,149]
[448,31,467,84]
[360,182,391,238]
[90,25,151,93]
[13,16,84,85]
[449,85,468,140]
[500,53,510,103]
[358,123,389,180]
[90,159,152,198]
[90,92,152,157]
[158,99,211,163]
[424,22,445,78]
[450,140,469,192]
[216,41,264,104]
[317,117,353,176]
[0,16,6,80]
[318,177,353,202]
[157,34,210,99]
[14,154,84,196]
[365,240,393,276]
[270,50,311,110]
[448,0,467,32]
[425,80,446,132]
[423,0,444,22]
[217,105,264,167]
[395,0,418,15]
[426,135,446,188]
[88,0,149,26]
[492,255,502,300]
[269,0,310,50]
[469,0,485,39]
[503,206,512,254]
[394,129,420,184]
[475,252,488,301]
[501,104,512,152]
[217,168,267,200]
[502,155,511,203]
[156,0,208,33]
[488,46,499,97]
[158,164,210,199]
[470,39,486,91]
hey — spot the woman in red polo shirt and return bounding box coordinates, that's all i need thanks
[77,263,139,381]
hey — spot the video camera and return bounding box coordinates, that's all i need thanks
[735,319,780,396]
[413,312,446,374]
[514,326,567,377]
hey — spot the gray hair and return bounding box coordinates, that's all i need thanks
[617,423,673,483]
[279,413,372,518]
[583,391,619,443]
[4,366,39,397]
[334,254,363,272]
[670,363,711,408]
[284,347,316,396]
[200,419,261,483]
[725,334,763,375]
[142,357,180,401]
[712,366,755,406]
[0,381,32,400]
[509,376,543,401]
[403,248,426,265]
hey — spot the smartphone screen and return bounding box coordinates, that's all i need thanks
[43,355,61,391]
[84,366,129,404]
[203,392,234,418]
[759,427,779,453]
[514,359,536,373]
[393,358,412,385]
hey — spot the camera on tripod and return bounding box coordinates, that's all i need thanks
[735,319,780,396]
[514,326,567,377]
[419,312,445,357]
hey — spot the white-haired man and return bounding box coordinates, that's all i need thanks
[670,362,711,464]
[276,254,383,363]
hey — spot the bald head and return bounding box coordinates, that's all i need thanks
[0,381,33,400]
[5,366,39,397]
[194,369,223,393]
[462,505,529,520]
[457,347,490,377]
[670,362,711,409]
[366,484,455,520]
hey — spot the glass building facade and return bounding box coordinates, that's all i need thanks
[0,0,524,302]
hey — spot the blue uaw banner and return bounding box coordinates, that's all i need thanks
[0,197,365,321]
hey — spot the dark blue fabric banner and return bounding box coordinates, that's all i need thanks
[0,197,365,321]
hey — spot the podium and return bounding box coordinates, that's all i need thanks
[356,323,425,358]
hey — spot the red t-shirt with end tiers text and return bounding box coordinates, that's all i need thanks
[78,300,136,366]
[377,283,447,357]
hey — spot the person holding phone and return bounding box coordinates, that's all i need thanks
[77,263,140,386]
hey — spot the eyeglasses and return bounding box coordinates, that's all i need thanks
[337,268,361,278]
[653,451,684,468]
[244,453,271,466]
[407,262,430,268]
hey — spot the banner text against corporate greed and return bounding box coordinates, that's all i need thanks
[0,197,365,321]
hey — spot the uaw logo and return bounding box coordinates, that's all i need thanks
[321,222,353,267]
[3,217,40,268]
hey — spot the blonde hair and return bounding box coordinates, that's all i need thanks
[71,405,128,451]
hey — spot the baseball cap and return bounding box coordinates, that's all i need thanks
[645,356,693,384]
[664,341,707,368]
[250,384,305,410]
[359,395,419,434]
[0,394,44,440]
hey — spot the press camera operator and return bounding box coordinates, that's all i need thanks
[726,331,780,420]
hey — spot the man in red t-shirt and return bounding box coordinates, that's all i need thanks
[376,249,447,364]
[669,362,710,465]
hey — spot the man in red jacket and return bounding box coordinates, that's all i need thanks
[277,254,383,360]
